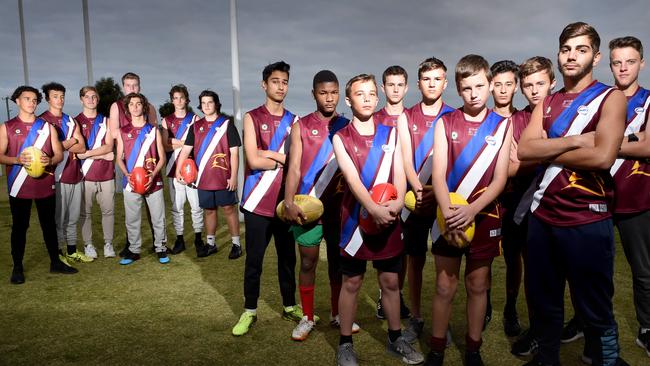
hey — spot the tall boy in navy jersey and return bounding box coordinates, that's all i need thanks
[608,36,650,359]
[396,57,453,343]
[518,22,628,366]
[428,55,512,366]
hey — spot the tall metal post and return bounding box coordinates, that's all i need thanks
[18,0,29,85]
[82,0,94,84]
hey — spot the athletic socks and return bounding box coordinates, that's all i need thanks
[339,335,353,345]
[388,329,402,343]
[232,235,241,247]
[430,336,448,353]
[244,308,257,315]
[330,282,341,317]
[299,285,315,321]
[465,334,483,352]
[207,235,215,246]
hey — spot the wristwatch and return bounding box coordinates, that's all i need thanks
[628,133,639,143]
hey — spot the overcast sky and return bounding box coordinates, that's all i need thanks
[1,0,649,120]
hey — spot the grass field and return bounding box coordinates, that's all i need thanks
[0,178,647,366]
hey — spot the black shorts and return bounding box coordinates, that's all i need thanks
[198,189,238,209]
[402,214,433,256]
[501,214,528,255]
[340,254,403,277]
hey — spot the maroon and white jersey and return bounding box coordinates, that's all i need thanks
[77,113,114,182]
[611,87,650,214]
[336,120,403,260]
[531,81,615,226]
[4,117,55,199]
[114,98,156,128]
[240,105,297,217]
[502,106,534,213]
[374,107,400,127]
[433,109,510,246]
[40,111,83,184]
[120,124,163,193]
[192,117,232,191]
[163,112,197,178]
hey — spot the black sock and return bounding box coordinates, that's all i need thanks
[388,329,402,343]
[339,335,353,345]
[504,296,517,317]
[177,235,183,240]
[195,232,202,241]
[67,245,76,255]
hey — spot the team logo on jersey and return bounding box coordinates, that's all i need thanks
[577,105,589,115]
[381,144,393,152]
[199,126,204,132]
[82,124,87,129]
[127,133,132,138]
[15,129,21,134]
[485,135,496,145]
[311,129,318,135]
[545,106,552,115]
[451,131,458,140]
[635,107,645,114]
[412,124,418,132]
[261,124,268,131]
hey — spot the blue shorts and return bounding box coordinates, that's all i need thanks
[198,189,238,209]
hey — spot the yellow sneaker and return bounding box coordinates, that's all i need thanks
[58,254,75,267]
[66,251,94,263]
[232,311,257,336]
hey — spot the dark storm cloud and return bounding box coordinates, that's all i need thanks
[0,0,648,119]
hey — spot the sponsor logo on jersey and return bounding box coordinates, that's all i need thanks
[577,105,589,115]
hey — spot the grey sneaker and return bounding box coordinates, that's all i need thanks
[403,318,424,344]
[387,335,425,364]
[336,342,358,366]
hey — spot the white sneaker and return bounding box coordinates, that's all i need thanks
[330,314,361,334]
[291,316,314,341]
[104,243,116,258]
[84,245,98,259]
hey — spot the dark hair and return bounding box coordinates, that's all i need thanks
[42,82,66,101]
[490,60,520,83]
[123,93,149,118]
[418,57,447,79]
[11,85,42,104]
[382,65,408,84]
[169,84,190,104]
[559,22,600,52]
[121,72,140,85]
[262,61,290,82]
[197,90,221,113]
[519,56,555,82]
[345,74,377,98]
[455,54,491,87]
[312,70,338,90]
[609,36,644,60]
[79,85,98,98]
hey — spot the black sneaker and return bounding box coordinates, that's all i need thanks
[198,244,217,258]
[119,249,141,265]
[423,351,444,366]
[10,267,25,284]
[194,236,205,251]
[560,317,584,343]
[50,260,79,274]
[636,328,650,357]
[504,311,522,337]
[171,235,186,254]
[522,359,559,366]
[376,291,385,319]
[465,350,485,366]
[400,294,411,319]
[228,244,243,259]
[119,240,131,257]
[511,329,539,356]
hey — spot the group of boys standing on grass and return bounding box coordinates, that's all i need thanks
[0,21,649,366]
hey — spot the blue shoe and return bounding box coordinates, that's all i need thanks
[119,250,140,265]
[158,252,170,264]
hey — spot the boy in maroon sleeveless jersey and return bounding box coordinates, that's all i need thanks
[161,84,205,255]
[39,82,91,265]
[232,61,300,336]
[428,55,512,366]
[518,22,628,366]
[75,86,116,259]
[608,36,650,358]
[283,70,358,341]
[0,86,77,283]
[507,57,557,357]
[115,93,169,265]
[375,65,411,319]
[396,57,451,343]
[175,90,241,258]
[333,74,424,366]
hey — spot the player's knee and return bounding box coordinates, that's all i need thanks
[343,275,362,292]
[222,205,235,215]
[465,274,489,297]
[300,256,317,272]
[435,276,458,300]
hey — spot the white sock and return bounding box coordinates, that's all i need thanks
[207,235,215,246]
[245,308,257,315]
[232,236,240,246]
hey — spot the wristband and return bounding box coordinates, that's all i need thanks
[274,161,278,170]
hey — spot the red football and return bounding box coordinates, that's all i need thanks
[130,167,150,195]
[179,158,198,184]
[359,183,398,235]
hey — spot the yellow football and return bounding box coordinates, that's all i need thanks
[276,194,325,225]
[22,146,45,178]
[436,192,475,248]
[404,185,433,212]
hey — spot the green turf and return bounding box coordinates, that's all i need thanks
[0,178,647,366]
